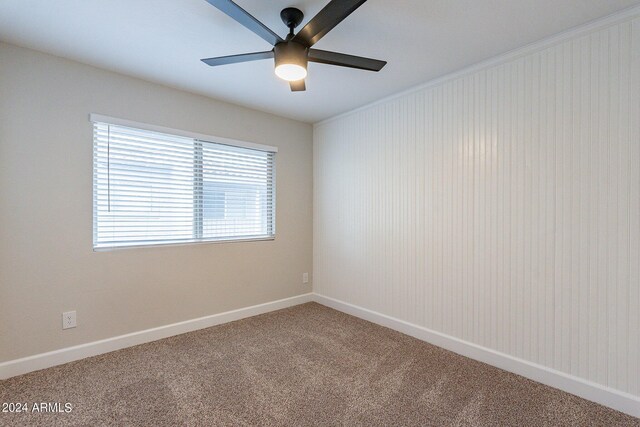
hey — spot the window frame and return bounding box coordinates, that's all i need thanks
[90,114,277,251]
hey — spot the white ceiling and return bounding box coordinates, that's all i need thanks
[1,1,638,123]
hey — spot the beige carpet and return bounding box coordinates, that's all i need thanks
[0,302,638,426]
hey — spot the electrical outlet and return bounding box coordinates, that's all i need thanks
[302,272,309,284]
[62,311,77,330]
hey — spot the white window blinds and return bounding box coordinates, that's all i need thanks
[92,118,276,249]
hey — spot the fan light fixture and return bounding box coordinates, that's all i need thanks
[275,64,307,81]
[274,41,308,82]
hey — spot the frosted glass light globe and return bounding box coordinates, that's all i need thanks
[275,63,307,81]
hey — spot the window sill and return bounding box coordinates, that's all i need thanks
[93,236,275,252]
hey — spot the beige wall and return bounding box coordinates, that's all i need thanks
[0,42,313,362]
[314,16,640,396]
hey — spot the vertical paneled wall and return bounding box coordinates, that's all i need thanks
[313,17,639,395]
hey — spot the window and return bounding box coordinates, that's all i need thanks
[92,115,276,249]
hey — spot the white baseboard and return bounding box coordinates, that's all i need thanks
[2,291,637,418]
[0,293,313,380]
[313,293,640,419]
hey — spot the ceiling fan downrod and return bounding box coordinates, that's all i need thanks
[280,7,304,38]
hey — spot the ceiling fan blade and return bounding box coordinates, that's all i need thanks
[201,51,274,67]
[204,0,283,46]
[308,49,386,71]
[290,80,306,92]
[293,0,367,47]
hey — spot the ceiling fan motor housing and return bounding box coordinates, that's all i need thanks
[274,41,308,70]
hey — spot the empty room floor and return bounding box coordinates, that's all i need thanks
[0,303,637,426]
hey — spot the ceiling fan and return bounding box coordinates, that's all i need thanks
[201,0,387,92]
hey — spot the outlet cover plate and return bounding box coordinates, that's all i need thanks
[62,311,77,329]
